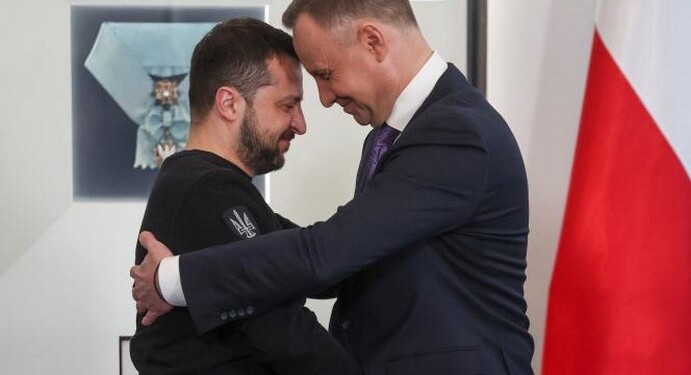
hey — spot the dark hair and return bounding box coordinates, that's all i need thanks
[282,0,418,29]
[189,18,298,121]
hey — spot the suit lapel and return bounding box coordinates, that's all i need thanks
[354,64,472,195]
[408,64,470,126]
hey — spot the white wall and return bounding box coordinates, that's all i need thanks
[0,203,145,374]
[488,0,597,372]
[0,0,73,277]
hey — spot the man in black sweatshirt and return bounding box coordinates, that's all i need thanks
[130,18,359,375]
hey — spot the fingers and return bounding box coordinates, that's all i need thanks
[138,231,155,249]
[139,231,173,259]
[142,310,161,326]
[136,300,147,314]
[130,264,145,292]
[132,231,175,324]
[133,279,173,323]
[132,280,144,302]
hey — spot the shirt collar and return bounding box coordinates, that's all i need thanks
[386,51,447,132]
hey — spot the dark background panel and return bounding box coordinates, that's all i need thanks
[71,6,265,200]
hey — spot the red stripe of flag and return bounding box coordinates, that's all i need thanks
[542,30,691,375]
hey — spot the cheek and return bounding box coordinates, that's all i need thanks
[266,112,293,137]
[333,78,365,103]
[348,63,378,96]
[348,70,376,100]
[255,110,280,131]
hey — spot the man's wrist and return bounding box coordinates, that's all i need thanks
[154,262,165,302]
[158,256,187,306]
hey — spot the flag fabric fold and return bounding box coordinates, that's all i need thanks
[543,1,691,374]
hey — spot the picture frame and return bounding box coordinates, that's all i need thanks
[70,6,266,200]
[119,336,135,375]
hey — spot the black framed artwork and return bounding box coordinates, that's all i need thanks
[119,336,135,375]
[71,6,265,199]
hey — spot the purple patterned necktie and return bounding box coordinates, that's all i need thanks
[364,123,400,182]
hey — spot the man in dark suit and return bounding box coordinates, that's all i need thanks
[132,1,535,374]
[130,18,359,375]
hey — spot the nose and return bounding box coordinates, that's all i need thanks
[316,80,336,108]
[291,104,307,135]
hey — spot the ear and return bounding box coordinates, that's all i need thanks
[358,23,387,63]
[214,86,245,122]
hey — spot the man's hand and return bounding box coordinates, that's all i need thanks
[130,231,174,326]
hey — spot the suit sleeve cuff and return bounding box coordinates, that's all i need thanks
[158,256,187,306]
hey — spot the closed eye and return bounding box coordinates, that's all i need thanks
[314,70,331,81]
[279,97,302,113]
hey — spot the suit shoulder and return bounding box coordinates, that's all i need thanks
[408,66,509,140]
[404,87,517,153]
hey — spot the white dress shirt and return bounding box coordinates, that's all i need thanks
[156,51,448,306]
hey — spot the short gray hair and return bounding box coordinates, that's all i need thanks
[282,0,418,29]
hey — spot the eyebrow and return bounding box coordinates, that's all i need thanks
[308,68,328,77]
[279,94,303,104]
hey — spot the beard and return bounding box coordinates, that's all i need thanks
[237,105,288,176]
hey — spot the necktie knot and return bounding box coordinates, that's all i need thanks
[364,123,400,182]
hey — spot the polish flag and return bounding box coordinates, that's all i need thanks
[542,1,691,374]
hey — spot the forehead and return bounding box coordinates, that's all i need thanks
[272,55,302,82]
[292,14,341,70]
[256,56,303,99]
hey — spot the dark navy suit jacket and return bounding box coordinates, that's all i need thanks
[179,65,535,375]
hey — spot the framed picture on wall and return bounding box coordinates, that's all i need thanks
[119,336,135,375]
[70,6,266,200]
